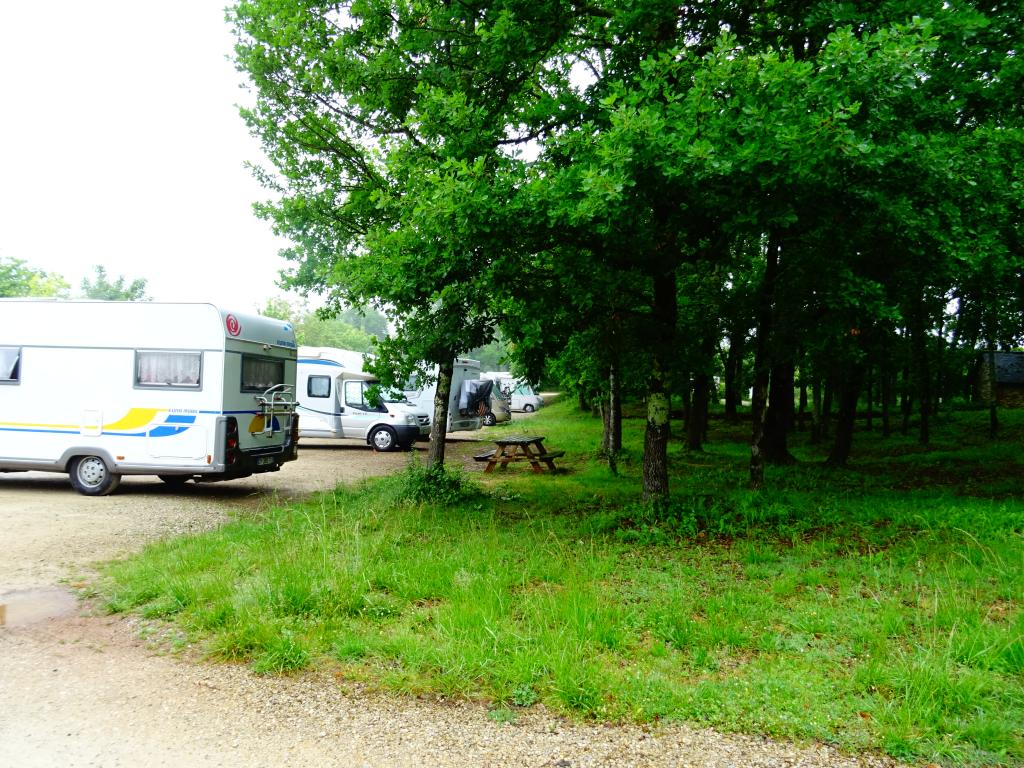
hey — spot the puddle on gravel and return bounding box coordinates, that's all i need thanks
[0,586,78,628]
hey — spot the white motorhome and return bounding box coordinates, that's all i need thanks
[402,357,485,433]
[0,300,299,495]
[296,346,430,451]
[481,372,545,412]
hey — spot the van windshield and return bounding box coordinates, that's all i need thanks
[361,380,410,405]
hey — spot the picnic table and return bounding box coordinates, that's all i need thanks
[473,435,564,474]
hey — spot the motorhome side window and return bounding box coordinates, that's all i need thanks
[241,355,284,393]
[135,351,201,388]
[0,347,20,383]
[308,375,331,398]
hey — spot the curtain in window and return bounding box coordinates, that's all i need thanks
[137,351,201,386]
[242,356,284,392]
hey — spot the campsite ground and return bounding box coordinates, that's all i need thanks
[0,435,900,768]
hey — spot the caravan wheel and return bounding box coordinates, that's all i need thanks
[69,455,121,496]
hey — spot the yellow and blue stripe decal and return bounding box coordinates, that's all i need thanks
[0,408,208,437]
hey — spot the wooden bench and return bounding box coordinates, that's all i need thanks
[476,436,565,474]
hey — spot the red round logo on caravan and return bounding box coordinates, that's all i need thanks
[225,314,241,337]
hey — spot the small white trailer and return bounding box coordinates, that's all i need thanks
[0,300,299,495]
[296,346,431,451]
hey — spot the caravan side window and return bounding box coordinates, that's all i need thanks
[241,355,284,393]
[136,350,201,388]
[308,375,331,398]
[0,347,20,383]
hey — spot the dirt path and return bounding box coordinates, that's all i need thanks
[0,437,901,768]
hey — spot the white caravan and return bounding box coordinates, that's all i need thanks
[402,358,485,433]
[0,300,299,495]
[296,346,430,451]
[481,372,545,412]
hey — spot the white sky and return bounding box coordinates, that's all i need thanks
[0,0,302,312]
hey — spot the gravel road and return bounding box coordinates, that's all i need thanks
[0,437,905,768]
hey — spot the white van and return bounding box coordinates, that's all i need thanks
[297,346,430,451]
[0,300,299,495]
[402,357,485,433]
[481,372,545,412]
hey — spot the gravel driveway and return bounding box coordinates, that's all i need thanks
[0,438,904,768]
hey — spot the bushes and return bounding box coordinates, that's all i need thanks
[385,460,483,505]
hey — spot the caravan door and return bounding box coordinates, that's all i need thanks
[301,369,344,437]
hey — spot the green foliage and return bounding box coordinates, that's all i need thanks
[383,461,483,506]
[259,297,381,352]
[0,256,69,297]
[230,0,1024,490]
[79,265,149,301]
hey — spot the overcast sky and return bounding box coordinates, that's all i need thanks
[0,1,302,312]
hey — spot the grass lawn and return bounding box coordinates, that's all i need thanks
[98,399,1024,767]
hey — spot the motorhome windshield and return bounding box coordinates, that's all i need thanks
[361,379,409,405]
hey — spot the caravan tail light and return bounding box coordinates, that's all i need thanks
[224,417,241,466]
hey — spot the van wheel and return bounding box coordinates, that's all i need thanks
[370,426,398,452]
[69,456,121,496]
[158,475,191,488]
[482,412,497,426]
[523,404,535,413]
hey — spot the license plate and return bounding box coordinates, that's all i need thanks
[256,456,275,466]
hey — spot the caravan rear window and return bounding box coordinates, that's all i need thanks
[241,355,285,393]
[0,347,20,383]
[136,350,201,388]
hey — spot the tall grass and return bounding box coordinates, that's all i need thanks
[99,400,1024,767]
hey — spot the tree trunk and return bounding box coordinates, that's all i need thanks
[642,269,676,501]
[881,364,892,438]
[826,364,864,466]
[724,328,744,422]
[750,235,780,488]
[933,318,945,417]
[986,347,999,439]
[610,365,622,453]
[688,333,715,452]
[821,375,833,441]
[603,364,622,474]
[797,374,808,432]
[427,359,454,468]
[900,363,912,435]
[643,366,671,501]
[865,366,873,432]
[680,376,692,432]
[913,313,931,445]
[688,371,710,451]
[810,378,823,445]
[764,362,796,464]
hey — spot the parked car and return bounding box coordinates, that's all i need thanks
[482,372,545,413]
[483,387,512,426]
